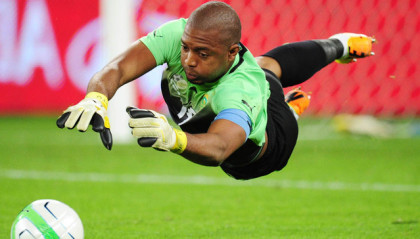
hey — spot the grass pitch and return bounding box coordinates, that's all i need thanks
[1,116,419,238]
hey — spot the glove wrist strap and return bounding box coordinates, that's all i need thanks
[171,129,187,154]
[86,92,109,109]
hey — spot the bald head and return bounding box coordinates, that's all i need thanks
[186,1,241,47]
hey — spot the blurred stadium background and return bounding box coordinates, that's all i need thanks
[1,0,419,117]
[1,1,419,238]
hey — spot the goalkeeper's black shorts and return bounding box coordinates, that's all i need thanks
[220,69,298,180]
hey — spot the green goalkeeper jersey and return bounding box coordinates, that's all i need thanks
[140,18,270,150]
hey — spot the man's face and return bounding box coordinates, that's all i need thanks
[181,25,236,84]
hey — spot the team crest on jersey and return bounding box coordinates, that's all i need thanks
[173,74,188,90]
[169,74,189,105]
[167,74,212,125]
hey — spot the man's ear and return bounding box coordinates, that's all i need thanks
[228,44,240,61]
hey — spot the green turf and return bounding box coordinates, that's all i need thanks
[1,116,419,238]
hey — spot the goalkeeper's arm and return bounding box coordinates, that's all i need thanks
[87,41,157,99]
[126,107,247,166]
[180,119,247,166]
[56,41,157,150]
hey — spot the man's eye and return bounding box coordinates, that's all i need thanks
[181,45,188,51]
[200,53,208,58]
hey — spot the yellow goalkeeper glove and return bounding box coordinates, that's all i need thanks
[126,106,187,154]
[56,92,112,150]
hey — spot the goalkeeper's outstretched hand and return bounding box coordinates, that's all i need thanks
[126,106,187,154]
[330,33,376,63]
[56,92,113,150]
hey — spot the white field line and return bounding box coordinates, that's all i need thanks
[1,169,420,193]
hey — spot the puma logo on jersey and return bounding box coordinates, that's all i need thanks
[153,31,163,38]
[242,100,255,112]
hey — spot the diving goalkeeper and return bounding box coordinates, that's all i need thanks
[57,1,375,180]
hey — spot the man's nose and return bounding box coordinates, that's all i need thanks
[185,52,197,67]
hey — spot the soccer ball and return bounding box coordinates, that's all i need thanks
[11,199,84,239]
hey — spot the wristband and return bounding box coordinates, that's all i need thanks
[85,92,109,110]
[171,128,187,154]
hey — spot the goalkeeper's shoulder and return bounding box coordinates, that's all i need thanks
[146,18,187,39]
